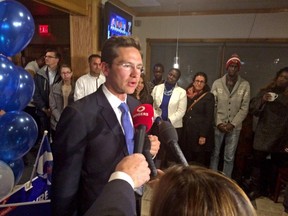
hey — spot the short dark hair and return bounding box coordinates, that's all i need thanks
[101,36,142,65]
[153,63,164,72]
[88,54,101,63]
[45,48,61,61]
[192,71,208,83]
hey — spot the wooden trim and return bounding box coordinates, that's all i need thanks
[34,0,88,15]
[136,8,288,17]
[146,38,288,44]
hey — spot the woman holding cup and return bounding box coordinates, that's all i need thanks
[244,67,288,200]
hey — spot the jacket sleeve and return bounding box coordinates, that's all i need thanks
[199,93,215,137]
[83,180,136,216]
[169,89,187,125]
[49,87,61,122]
[33,74,47,110]
[231,82,251,127]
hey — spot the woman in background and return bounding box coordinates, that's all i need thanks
[151,68,187,168]
[181,72,215,167]
[49,64,74,142]
[132,73,153,104]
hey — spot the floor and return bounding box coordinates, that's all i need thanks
[18,152,287,216]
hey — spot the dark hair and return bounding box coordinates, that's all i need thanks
[168,68,181,80]
[153,63,164,72]
[88,54,101,63]
[192,71,208,83]
[101,36,142,65]
[261,67,288,95]
[132,73,153,104]
[45,48,62,61]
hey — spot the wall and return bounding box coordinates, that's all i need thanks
[133,12,288,66]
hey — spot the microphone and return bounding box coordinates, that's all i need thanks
[132,104,154,154]
[158,121,188,166]
[143,137,158,177]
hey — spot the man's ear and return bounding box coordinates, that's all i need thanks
[101,62,109,76]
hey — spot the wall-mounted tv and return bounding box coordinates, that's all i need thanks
[103,2,133,41]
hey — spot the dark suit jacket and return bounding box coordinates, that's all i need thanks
[84,179,136,216]
[51,86,140,216]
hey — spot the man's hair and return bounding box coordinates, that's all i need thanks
[45,48,62,61]
[88,54,101,63]
[153,63,164,72]
[101,36,142,65]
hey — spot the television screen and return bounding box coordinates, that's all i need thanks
[103,2,133,40]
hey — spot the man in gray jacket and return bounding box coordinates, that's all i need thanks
[210,54,250,178]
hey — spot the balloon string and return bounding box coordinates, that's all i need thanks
[25,130,48,191]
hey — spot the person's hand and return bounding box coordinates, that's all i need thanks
[225,123,235,132]
[198,137,206,145]
[115,154,150,188]
[148,135,160,156]
[42,108,51,117]
[217,123,227,133]
[262,92,272,102]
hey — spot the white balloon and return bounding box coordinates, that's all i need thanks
[0,160,15,200]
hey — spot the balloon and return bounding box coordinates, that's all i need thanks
[7,158,24,185]
[0,55,19,110]
[0,160,14,199]
[0,111,38,161]
[0,0,35,56]
[3,66,35,111]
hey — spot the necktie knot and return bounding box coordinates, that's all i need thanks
[119,102,129,114]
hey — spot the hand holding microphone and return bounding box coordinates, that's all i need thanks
[132,104,159,177]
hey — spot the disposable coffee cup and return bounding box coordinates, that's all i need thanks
[267,92,278,101]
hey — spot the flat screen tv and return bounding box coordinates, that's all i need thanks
[103,2,133,41]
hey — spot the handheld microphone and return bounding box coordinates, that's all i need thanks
[132,104,154,153]
[143,137,158,177]
[158,121,188,166]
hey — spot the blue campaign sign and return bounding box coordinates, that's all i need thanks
[0,177,51,216]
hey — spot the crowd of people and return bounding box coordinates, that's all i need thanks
[4,35,288,215]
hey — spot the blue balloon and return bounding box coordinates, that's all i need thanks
[0,55,19,110]
[7,158,24,185]
[0,111,38,161]
[3,66,35,111]
[0,0,35,56]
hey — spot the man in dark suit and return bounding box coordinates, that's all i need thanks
[51,36,160,216]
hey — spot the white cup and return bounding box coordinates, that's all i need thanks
[267,92,278,101]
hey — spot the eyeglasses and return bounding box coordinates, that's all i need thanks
[61,72,72,75]
[113,62,144,74]
[44,55,57,59]
[194,80,205,84]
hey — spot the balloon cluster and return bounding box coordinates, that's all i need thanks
[0,0,38,199]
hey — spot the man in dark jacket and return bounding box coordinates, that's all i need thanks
[33,49,61,140]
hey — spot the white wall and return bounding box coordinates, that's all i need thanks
[133,12,288,63]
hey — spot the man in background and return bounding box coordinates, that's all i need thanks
[148,63,165,93]
[210,54,250,178]
[24,54,45,77]
[74,54,106,101]
[33,49,62,140]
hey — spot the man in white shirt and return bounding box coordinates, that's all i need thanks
[74,54,106,101]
